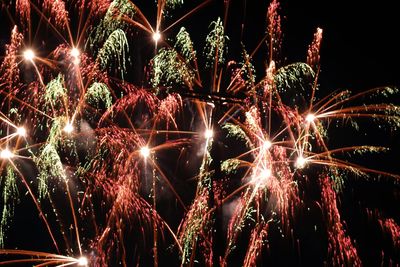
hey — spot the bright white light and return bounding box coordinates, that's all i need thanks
[71,48,81,65]
[71,47,80,58]
[63,122,74,134]
[263,140,272,150]
[73,57,80,65]
[204,129,214,139]
[260,168,272,179]
[0,149,14,159]
[140,146,150,158]
[23,49,35,61]
[305,113,316,123]
[152,31,161,42]
[17,127,27,137]
[296,156,307,169]
[77,256,88,266]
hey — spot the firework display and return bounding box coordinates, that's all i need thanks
[0,0,399,266]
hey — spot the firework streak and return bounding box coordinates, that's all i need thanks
[0,0,399,266]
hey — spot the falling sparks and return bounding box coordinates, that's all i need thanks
[0,0,399,266]
[307,27,323,70]
[204,17,228,68]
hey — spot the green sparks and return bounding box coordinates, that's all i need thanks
[97,29,129,79]
[152,48,195,88]
[44,73,67,108]
[89,0,136,46]
[0,166,18,247]
[204,17,228,68]
[240,47,256,89]
[35,143,66,199]
[274,63,315,94]
[221,159,241,175]
[222,123,253,149]
[165,0,184,10]
[175,27,196,62]
[85,82,113,109]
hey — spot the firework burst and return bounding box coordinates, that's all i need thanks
[0,0,399,266]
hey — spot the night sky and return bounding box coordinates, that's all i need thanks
[1,0,400,266]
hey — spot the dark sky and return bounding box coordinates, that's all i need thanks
[1,0,398,90]
[138,0,400,92]
[282,0,399,91]
[236,0,399,91]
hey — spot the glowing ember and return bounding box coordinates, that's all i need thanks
[263,140,272,150]
[260,168,272,179]
[204,129,214,139]
[71,47,80,58]
[0,149,14,159]
[23,49,35,61]
[152,31,161,42]
[140,146,151,158]
[296,156,307,169]
[17,126,27,137]
[77,256,88,266]
[63,122,73,134]
[305,113,316,123]
[71,47,80,65]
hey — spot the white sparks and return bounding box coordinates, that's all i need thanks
[140,146,150,158]
[23,49,35,61]
[63,122,74,134]
[0,149,14,159]
[260,168,272,179]
[204,129,214,139]
[71,47,81,65]
[17,126,27,137]
[263,140,272,150]
[305,113,316,123]
[152,31,161,42]
[296,156,307,169]
[71,47,80,58]
[77,256,88,266]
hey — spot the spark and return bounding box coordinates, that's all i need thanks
[77,256,88,266]
[16,126,27,137]
[152,31,161,42]
[263,140,272,150]
[63,122,74,134]
[140,146,151,158]
[296,156,308,169]
[260,168,272,179]
[71,47,80,58]
[71,47,80,65]
[0,148,14,159]
[251,168,272,184]
[305,113,316,123]
[204,129,214,139]
[23,49,35,61]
